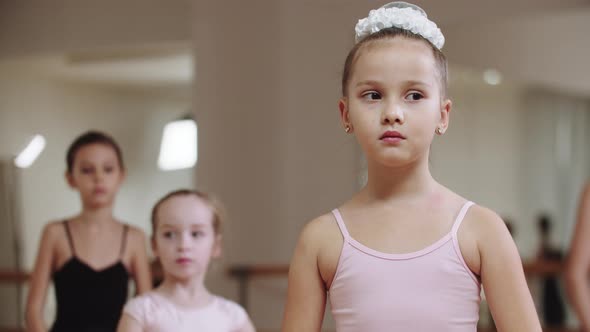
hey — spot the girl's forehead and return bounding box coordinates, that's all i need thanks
[354,39,437,79]
[159,218,211,228]
[157,196,214,225]
[75,143,118,161]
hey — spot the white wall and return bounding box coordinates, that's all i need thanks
[432,69,530,252]
[443,6,590,97]
[0,59,193,323]
[433,67,590,259]
[0,1,191,59]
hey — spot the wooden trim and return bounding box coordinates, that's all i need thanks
[0,269,29,284]
[227,264,289,278]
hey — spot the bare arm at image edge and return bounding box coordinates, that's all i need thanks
[566,184,590,331]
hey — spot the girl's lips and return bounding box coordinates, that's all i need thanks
[93,188,107,194]
[380,130,405,139]
[380,131,406,143]
[176,258,192,264]
[381,137,403,144]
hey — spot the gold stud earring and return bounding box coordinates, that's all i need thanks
[345,125,352,133]
[436,127,444,135]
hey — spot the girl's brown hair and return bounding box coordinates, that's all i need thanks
[150,189,224,235]
[66,130,124,173]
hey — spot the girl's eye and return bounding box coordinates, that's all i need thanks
[406,92,424,101]
[81,168,93,174]
[163,231,174,239]
[362,91,382,101]
[104,166,114,173]
[192,231,204,238]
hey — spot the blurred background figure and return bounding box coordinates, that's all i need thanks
[537,214,563,261]
[25,131,152,332]
[535,213,566,328]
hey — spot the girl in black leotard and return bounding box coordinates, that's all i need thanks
[26,131,152,332]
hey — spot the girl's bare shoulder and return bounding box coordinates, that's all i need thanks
[461,204,508,240]
[119,223,149,249]
[41,220,69,241]
[299,212,341,249]
[439,187,507,242]
[458,203,513,275]
[126,224,148,239]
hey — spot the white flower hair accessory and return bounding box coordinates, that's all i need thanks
[355,1,445,50]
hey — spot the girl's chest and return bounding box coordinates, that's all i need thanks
[146,309,235,332]
[344,207,455,254]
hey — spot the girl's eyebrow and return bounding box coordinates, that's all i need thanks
[355,79,433,88]
[159,222,208,229]
[355,80,382,87]
[403,80,433,88]
[158,223,177,230]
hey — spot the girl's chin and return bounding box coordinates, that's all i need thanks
[167,272,204,282]
[84,199,113,209]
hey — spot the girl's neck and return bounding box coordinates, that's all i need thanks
[78,206,115,227]
[158,275,211,307]
[364,157,437,202]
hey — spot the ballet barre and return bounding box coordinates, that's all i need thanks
[0,269,29,284]
[522,260,564,276]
